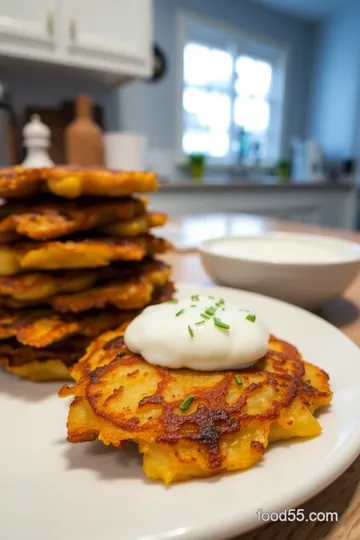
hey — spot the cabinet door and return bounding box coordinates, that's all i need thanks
[0,0,57,49]
[63,0,152,75]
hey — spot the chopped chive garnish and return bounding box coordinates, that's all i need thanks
[216,298,225,307]
[246,314,256,323]
[188,325,194,338]
[179,396,194,411]
[191,295,199,301]
[205,306,217,316]
[167,298,178,303]
[235,375,243,385]
[190,304,196,307]
[214,318,230,330]
[208,295,215,299]
[176,309,184,317]
[201,313,210,320]
[195,320,205,326]
[222,307,225,311]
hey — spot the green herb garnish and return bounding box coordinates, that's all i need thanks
[215,298,225,307]
[179,396,194,411]
[205,306,217,317]
[208,295,215,299]
[190,304,196,307]
[246,314,256,323]
[188,325,194,338]
[176,309,184,317]
[235,375,243,385]
[191,295,199,301]
[214,318,230,330]
[195,320,205,326]
[167,298,178,303]
[201,313,210,320]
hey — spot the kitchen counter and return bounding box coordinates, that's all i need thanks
[149,180,357,229]
[158,180,354,190]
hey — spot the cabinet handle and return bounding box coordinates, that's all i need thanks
[47,9,54,36]
[69,17,77,40]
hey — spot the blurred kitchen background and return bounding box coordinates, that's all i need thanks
[1,0,360,230]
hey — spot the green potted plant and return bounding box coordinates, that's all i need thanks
[188,153,206,181]
[275,157,291,182]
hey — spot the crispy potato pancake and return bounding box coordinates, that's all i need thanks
[0,337,90,381]
[0,166,158,199]
[0,283,174,382]
[0,309,136,348]
[0,269,98,301]
[61,329,332,484]
[0,234,172,275]
[0,259,170,302]
[99,212,167,237]
[0,261,173,313]
[0,197,146,241]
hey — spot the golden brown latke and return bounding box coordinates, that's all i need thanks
[0,337,90,381]
[60,329,332,484]
[0,166,158,199]
[0,309,135,348]
[0,197,146,241]
[0,260,172,312]
[0,283,175,382]
[0,234,172,275]
[0,259,170,302]
[99,212,167,237]
[0,269,98,301]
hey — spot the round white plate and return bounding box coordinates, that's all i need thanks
[1,282,360,540]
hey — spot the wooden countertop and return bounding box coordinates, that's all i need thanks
[161,213,360,540]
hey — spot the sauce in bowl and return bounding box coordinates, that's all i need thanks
[205,234,360,265]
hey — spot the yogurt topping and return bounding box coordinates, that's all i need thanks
[124,294,269,371]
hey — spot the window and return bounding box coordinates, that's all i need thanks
[178,12,287,165]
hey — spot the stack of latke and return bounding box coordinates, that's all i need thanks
[0,166,173,381]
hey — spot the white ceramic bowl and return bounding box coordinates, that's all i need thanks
[199,232,360,309]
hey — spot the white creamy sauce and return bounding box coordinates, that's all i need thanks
[209,237,352,264]
[124,295,269,371]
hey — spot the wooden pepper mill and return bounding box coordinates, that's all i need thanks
[65,94,104,166]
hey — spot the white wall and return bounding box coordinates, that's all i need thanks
[308,0,360,161]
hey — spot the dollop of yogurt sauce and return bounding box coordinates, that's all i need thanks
[124,294,269,371]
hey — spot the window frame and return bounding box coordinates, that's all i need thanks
[175,10,289,168]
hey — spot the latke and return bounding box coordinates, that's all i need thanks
[60,328,332,484]
[0,283,174,382]
[0,197,146,241]
[0,337,90,381]
[0,259,170,302]
[0,166,158,199]
[0,309,134,348]
[0,234,172,275]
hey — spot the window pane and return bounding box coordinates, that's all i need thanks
[184,42,233,86]
[183,87,231,129]
[235,56,272,97]
[233,96,270,133]
[183,129,229,157]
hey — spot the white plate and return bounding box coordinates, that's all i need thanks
[1,282,360,540]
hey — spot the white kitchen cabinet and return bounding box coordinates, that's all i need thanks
[62,0,152,77]
[0,0,153,83]
[0,0,57,54]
